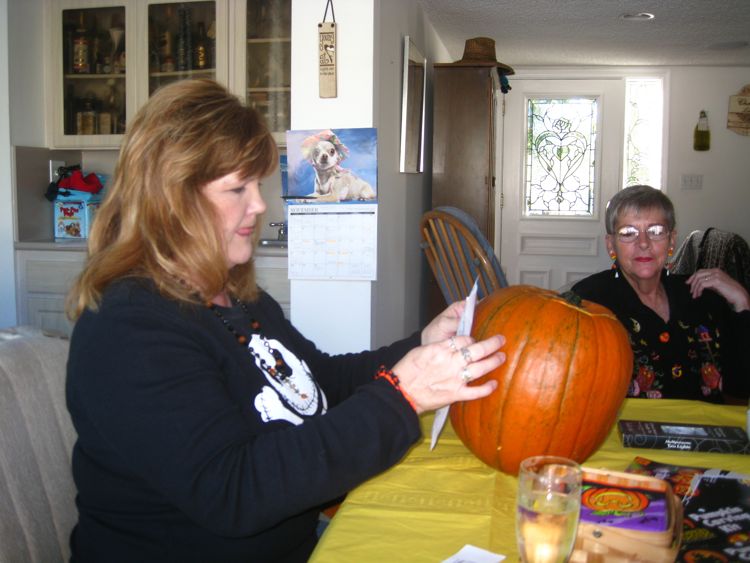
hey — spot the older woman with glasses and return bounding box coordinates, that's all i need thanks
[572,185,750,402]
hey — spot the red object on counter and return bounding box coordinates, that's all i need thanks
[57,169,103,193]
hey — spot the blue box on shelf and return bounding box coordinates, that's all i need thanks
[54,190,102,239]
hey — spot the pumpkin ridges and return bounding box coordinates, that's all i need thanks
[570,312,632,460]
[495,297,579,470]
[475,292,546,468]
[480,286,547,467]
[522,298,584,464]
[557,308,605,460]
[449,285,633,475]
[551,289,632,462]
[546,302,587,457]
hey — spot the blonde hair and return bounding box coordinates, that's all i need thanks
[67,79,278,320]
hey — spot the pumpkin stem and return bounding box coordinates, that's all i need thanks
[559,290,583,307]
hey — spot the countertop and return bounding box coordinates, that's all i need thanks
[15,239,289,258]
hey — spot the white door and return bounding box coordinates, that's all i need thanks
[496,79,625,290]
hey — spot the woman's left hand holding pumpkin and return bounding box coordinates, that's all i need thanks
[394,334,506,414]
[687,268,750,312]
[421,300,466,345]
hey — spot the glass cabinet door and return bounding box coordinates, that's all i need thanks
[147,1,217,95]
[245,0,291,137]
[61,6,127,138]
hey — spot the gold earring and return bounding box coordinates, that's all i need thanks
[666,247,673,276]
[610,252,619,279]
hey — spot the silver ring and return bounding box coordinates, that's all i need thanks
[460,346,473,365]
[448,336,458,352]
[460,367,471,383]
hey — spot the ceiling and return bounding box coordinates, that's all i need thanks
[415,0,750,68]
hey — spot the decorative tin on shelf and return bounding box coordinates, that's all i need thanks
[49,168,107,240]
[54,190,102,239]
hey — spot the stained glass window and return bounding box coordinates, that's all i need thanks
[524,97,598,217]
[623,78,663,189]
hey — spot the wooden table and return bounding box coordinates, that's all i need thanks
[309,399,750,562]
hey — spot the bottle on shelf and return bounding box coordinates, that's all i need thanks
[72,12,90,74]
[194,22,208,69]
[176,4,193,71]
[91,25,104,74]
[208,21,217,70]
[148,17,161,73]
[693,110,710,151]
[76,94,98,135]
[65,83,76,135]
[108,12,125,74]
[63,23,75,74]
[97,82,115,135]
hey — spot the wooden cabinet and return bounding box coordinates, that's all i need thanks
[431,65,501,241]
[428,65,502,315]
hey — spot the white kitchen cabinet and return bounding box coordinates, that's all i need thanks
[49,0,137,148]
[14,247,290,337]
[137,0,230,102]
[14,248,87,336]
[49,0,231,149]
[255,250,291,317]
[47,0,289,149]
[230,0,291,145]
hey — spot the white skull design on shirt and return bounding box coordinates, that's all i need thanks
[249,333,328,425]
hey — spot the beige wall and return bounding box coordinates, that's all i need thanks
[372,1,440,346]
[289,0,439,352]
[665,67,750,246]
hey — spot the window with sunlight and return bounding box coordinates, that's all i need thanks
[623,77,664,189]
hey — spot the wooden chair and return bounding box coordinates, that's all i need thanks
[420,207,508,305]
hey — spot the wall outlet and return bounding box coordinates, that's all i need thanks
[49,160,66,184]
[680,173,703,190]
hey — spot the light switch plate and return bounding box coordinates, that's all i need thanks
[680,173,703,190]
[49,160,65,183]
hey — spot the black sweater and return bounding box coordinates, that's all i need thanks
[572,270,750,401]
[66,279,421,562]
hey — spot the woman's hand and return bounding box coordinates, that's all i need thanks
[687,268,750,312]
[421,301,466,345]
[393,334,506,414]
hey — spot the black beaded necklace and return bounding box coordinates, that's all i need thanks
[207,299,308,399]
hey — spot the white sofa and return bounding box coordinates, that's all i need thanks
[0,328,76,562]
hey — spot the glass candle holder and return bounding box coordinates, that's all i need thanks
[516,456,582,563]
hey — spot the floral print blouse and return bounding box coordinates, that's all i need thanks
[572,270,750,402]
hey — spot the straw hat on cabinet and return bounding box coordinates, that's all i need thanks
[448,36,514,75]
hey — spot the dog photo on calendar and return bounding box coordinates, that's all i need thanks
[286,128,378,203]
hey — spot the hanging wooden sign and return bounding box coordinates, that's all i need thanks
[318,0,337,98]
[727,84,750,136]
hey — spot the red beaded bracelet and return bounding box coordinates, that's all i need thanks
[375,365,417,412]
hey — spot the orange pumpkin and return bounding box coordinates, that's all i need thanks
[449,285,633,475]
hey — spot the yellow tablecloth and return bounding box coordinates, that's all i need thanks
[309,399,750,562]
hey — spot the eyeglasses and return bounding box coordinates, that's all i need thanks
[615,224,670,243]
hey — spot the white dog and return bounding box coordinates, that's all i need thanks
[300,130,376,202]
